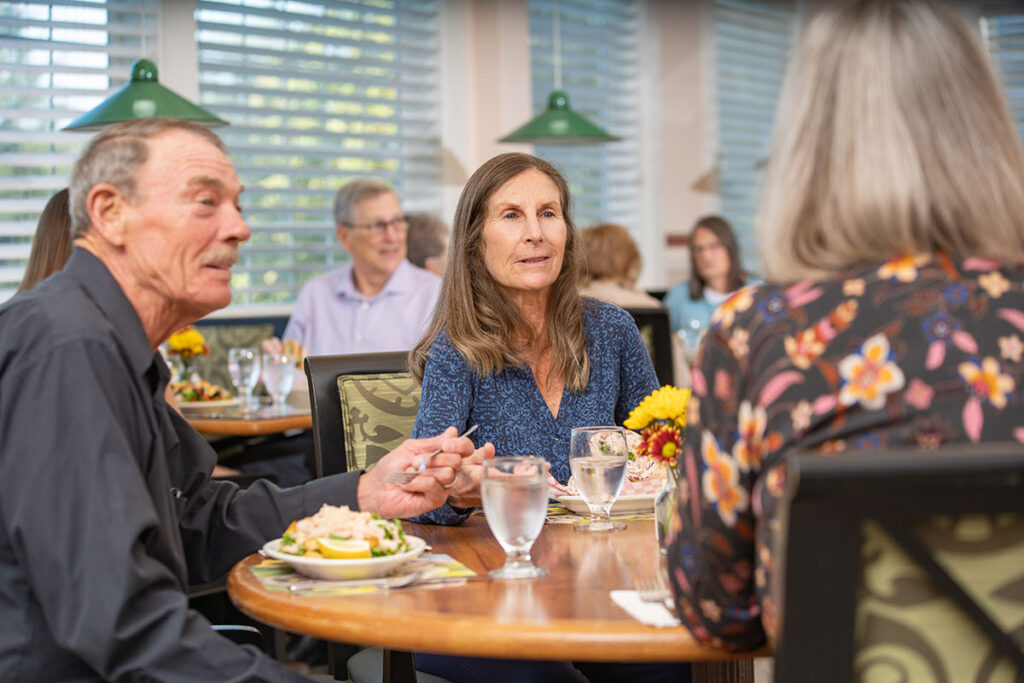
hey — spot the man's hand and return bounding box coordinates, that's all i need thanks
[357,427,495,518]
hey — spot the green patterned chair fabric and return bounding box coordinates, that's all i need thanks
[192,323,274,390]
[855,516,1024,682]
[337,372,421,472]
[774,446,1024,683]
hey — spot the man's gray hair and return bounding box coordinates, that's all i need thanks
[68,118,226,238]
[333,179,396,226]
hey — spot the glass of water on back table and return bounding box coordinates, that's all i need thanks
[569,426,629,532]
[481,456,549,579]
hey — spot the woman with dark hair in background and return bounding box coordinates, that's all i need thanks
[18,188,72,292]
[662,215,753,359]
[666,0,1024,653]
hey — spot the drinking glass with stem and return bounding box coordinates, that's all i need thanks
[261,352,294,413]
[569,426,629,532]
[481,456,549,579]
[227,347,260,412]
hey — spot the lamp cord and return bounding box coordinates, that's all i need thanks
[553,3,561,91]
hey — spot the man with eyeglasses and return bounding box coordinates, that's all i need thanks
[281,179,442,356]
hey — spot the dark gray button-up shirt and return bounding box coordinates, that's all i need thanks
[0,249,360,681]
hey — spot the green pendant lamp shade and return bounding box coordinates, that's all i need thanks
[63,59,227,131]
[499,90,618,145]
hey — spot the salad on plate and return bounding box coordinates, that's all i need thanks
[278,504,409,560]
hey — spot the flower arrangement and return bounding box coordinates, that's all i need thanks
[167,325,209,361]
[624,385,692,470]
[166,326,209,382]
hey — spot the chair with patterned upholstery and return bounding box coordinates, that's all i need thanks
[774,444,1024,683]
[304,352,421,478]
[303,351,450,683]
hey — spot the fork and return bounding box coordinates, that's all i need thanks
[635,576,671,604]
[384,425,479,485]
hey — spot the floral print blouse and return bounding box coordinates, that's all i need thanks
[664,254,1024,651]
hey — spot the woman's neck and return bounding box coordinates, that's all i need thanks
[705,276,729,294]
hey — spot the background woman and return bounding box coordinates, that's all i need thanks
[410,153,684,683]
[579,222,689,387]
[666,0,1024,652]
[662,215,753,357]
[18,188,72,292]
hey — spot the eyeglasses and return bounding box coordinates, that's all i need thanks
[348,216,407,235]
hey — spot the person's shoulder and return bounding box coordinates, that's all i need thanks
[422,329,470,374]
[0,278,111,364]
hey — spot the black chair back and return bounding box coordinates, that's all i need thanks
[775,444,1024,683]
[303,351,409,478]
[624,306,675,386]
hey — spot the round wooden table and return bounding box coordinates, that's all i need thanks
[228,515,763,681]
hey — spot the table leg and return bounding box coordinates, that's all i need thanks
[692,659,755,683]
[381,649,417,683]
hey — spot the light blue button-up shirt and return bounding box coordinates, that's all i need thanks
[283,259,442,355]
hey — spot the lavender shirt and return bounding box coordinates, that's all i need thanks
[283,260,442,355]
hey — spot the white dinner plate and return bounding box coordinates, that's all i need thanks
[177,398,241,413]
[555,494,656,516]
[262,536,427,580]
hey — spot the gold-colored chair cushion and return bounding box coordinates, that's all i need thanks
[856,516,1024,682]
[338,372,421,472]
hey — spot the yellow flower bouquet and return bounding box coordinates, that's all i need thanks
[166,325,209,362]
[624,385,692,469]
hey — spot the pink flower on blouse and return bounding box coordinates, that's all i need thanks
[905,378,935,411]
[999,335,1023,363]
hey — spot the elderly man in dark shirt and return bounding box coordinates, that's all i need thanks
[0,118,490,682]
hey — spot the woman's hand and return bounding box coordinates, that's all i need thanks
[445,442,495,509]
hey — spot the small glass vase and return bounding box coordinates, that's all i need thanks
[654,466,679,554]
[181,356,201,384]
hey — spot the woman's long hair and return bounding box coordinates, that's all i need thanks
[758,0,1024,282]
[19,188,72,292]
[411,153,589,391]
[687,215,747,299]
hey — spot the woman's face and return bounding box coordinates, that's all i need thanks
[479,168,567,301]
[691,226,731,286]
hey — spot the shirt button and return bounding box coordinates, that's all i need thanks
[361,302,369,310]
[355,334,363,342]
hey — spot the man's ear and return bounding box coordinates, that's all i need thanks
[86,183,129,247]
[336,224,351,250]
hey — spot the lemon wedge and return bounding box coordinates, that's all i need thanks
[316,537,372,559]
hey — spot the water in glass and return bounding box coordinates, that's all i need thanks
[261,352,294,412]
[481,456,548,579]
[228,347,260,409]
[569,426,629,532]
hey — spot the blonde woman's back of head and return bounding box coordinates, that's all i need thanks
[759,0,1024,282]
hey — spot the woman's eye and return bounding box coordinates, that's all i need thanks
[503,211,518,220]
[542,210,556,218]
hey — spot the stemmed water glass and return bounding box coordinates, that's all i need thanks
[261,352,294,413]
[569,426,629,532]
[228,347,260,412]
[481,456,549,579]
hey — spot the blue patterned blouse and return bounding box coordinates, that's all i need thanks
[411,300,659,525]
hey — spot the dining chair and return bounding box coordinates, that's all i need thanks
[623,306,675,387]
[773,444,1024,683]
[304,351,420,478]
[303,351,451,683]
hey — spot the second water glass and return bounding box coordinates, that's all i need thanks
[228,347,260,410]
[569,426,629,532]
[481,456,549,579]
[261,352,294,413]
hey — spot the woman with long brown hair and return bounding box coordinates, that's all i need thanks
[409,153,686,683]
[18,188,72,292]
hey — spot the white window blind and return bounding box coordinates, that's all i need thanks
[0,0,158,303]
[196,0,442,311]
[527,0,642,230]
[981,3,1024,141]
[711,0,796,275]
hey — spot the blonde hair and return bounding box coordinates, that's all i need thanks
[758,0,1024,282]
[411,153,589,391]
[580,222,642,287]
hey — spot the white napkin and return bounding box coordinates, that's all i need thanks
[610,590,681,628]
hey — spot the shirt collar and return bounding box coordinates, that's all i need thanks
[333,259,418,300]
[64,247,159,380]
